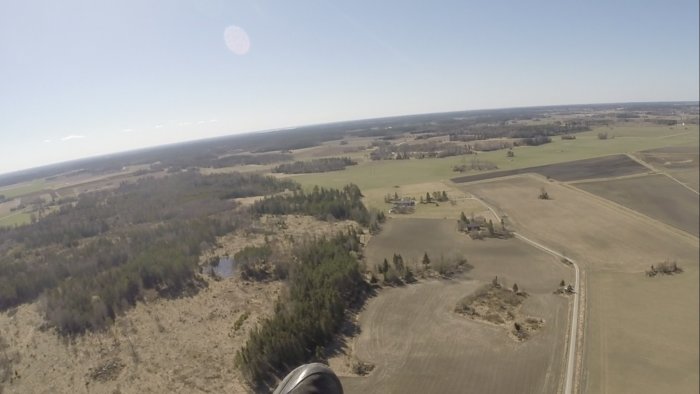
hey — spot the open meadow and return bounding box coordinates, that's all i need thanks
[291,123,699,209]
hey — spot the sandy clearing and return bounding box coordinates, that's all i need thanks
[0,278,282,394]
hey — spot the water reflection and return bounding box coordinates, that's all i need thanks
[208,257,236,278]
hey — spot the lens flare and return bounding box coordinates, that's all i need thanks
[224,26,251,55]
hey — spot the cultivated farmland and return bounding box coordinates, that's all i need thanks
[451,154,648,184]
[336,218,572,393]
[637,146,700,192]
[461,175,699,394]
[577,174,699,236]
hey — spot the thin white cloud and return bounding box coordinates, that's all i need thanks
[209,119,217,123]
[43,139,52,143]
[122,128,133,133]
[154,124,163,129]
[178,121,192,127]
[61,134,85,141]
[197,120,206,124]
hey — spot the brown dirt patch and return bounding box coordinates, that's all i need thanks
[338,278,568,394]
[455,284,544,341]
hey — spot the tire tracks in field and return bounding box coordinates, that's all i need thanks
[626,153,699,195]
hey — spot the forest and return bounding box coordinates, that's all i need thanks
[235,230,367,386]
[251,184,373,226]
[0,171,297,334]
[272,157,357,174]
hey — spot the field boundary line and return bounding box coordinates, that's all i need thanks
[626,153,699,195]
[658,131,692,139]
[450,152,647,185]
[558,181,699,244]
[457,173,699,244]
[566,171,655,185]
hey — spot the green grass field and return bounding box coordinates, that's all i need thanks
[0,179,46,199]
[291,124,699,194]
[0,211,32,227]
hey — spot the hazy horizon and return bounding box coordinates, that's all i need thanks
[0,99,697,177]
[2,0,698,174]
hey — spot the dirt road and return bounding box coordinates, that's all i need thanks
[467,194,582,394]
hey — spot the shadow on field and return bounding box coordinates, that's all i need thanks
[323,283,379,361]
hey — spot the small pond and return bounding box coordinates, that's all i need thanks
[207,257,236,278]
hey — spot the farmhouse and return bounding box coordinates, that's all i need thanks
[393,199,415,207]
[465,223,481,231]
[389,198,416,214]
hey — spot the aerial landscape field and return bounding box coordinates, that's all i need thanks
[3,0,699,392]
[336,218,572,393]
[0,101,697,393]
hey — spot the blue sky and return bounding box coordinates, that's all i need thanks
[1,0,698,174]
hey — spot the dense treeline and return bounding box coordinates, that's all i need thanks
[251,184,373,226]
[44,221,218,334]
[235,231,365,385]
[1,172,297,249]
[272,157,358,174]
[447,122,590,142]
[210,153,293,168]
[368,126,569,160]
[519,135,552,146]
[0,171,295,330]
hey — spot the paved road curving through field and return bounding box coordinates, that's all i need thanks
[468,195,581,394]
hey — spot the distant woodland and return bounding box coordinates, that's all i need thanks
[2,102,694,186]
[272,157,358,174]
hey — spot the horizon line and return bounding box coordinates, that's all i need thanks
[2,99,698,178]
